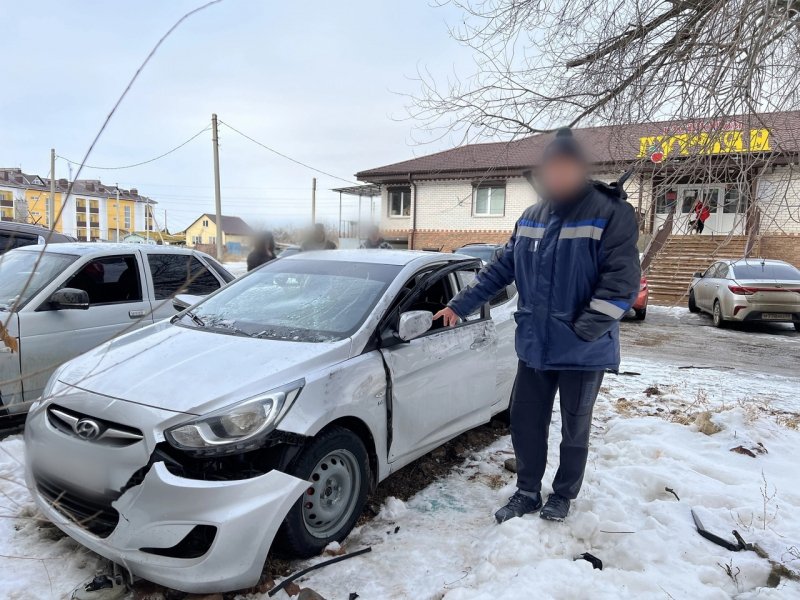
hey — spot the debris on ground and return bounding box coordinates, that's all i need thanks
[297,589,326,600]
[574,553,603,570]
[644,385,663,396]
[730,442,768,457]
[503,457,518,473]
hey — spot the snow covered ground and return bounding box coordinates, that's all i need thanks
[1,325,799,598]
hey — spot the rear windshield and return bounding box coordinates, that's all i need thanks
[732,263,800,281]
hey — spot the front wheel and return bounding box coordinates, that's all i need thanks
[794,322,800,332]
[712,300,726,328]
[688,290,700,313]
[275,426,370,558]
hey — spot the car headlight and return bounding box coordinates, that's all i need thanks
[165,379,304,455]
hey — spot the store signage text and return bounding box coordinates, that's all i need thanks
[638,128,770,160]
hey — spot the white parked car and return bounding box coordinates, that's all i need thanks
[0,243,233,417]
[25,250,517,593]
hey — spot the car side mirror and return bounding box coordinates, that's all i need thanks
[172,293,201,313]
[49,288,90,310]
[397,310,433,341]
[693,271,704,278]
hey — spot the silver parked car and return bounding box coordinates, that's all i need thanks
[0,243,233,416]
[25,250,517,593]
[688,258,800,330]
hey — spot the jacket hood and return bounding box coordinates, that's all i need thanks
[56,321,352,415]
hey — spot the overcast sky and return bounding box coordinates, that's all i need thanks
[0,0,472,232]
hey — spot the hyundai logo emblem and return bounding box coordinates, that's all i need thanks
[73,418,101,441]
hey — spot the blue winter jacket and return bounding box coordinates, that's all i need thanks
[449,181,640,371]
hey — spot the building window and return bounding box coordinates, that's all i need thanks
[474,185,505,216]
[388,188,411,217]
[655,189,677,214]
[202,219,209,227]
[192,235,202,245]
[1,190,14,221]
[124,205,132,229]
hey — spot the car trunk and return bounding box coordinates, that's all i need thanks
[735,279,800,306]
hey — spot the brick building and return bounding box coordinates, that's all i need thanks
[356,112,800,274]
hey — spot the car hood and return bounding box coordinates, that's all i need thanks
[56,321,352,415]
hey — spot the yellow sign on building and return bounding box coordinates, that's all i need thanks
[638,128,771,159]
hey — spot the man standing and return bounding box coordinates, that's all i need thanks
[301,223,337,251]
[434,128,640,523]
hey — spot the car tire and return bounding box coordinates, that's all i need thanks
[794,322,800,332]
[275,426,370,558]
[712,300,726,328]
[688,290,700,313]
[634,307,647,321]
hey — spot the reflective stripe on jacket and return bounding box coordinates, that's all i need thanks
[448,181,641,371]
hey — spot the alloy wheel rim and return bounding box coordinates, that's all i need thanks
[714,303,721,324]
[302,449,360,538]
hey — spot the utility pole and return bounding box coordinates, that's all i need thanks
[311,177,317,224]
[211,113,223,260]
[49,148,56,231]
[115,185,120,242]
[164,209,168,232]
[146,203,150,242]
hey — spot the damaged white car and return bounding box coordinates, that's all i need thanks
[25,250,517,593]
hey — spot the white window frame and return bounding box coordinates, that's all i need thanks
[388,188,411,218]
[124,205,132,229]
[473,185,506,217]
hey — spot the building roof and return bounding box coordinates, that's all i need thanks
[195,213,253,235]
[357,111,800,182]
[0,168,155,203]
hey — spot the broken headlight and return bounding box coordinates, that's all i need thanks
[164,380,303,456]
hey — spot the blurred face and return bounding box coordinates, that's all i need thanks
[540,156,588,201]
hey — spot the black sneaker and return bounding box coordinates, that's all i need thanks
[494,490,543,523]
[540,494,570,521]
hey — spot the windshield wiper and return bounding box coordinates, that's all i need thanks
[171,310,205,327]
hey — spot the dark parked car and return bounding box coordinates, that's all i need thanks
[454,243,504,264]
[0,222,76,254]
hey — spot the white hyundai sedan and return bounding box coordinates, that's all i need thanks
[25,250,517,593]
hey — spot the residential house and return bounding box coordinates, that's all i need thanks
[184,214,253,254]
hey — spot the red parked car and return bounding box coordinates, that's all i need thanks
[632,274,648,320]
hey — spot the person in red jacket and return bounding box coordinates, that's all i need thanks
[692,200,711,234]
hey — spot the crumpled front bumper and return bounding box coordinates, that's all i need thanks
[29,462,307,593]
[25,399,308,594]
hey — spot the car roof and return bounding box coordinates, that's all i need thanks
[456,243,501,248]
[283,249,469,266]
[725,258,795,267]
[15,242,200,257]
[0,221,76,240]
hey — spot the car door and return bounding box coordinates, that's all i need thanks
[380,260,496,465]
[695,263,720,310]
[145,253,226,321]
[17,252,154,400]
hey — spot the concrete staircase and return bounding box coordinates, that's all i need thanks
[646,235,749,306]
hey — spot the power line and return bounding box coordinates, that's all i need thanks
[57,125,210,170]
[218,119,359,185]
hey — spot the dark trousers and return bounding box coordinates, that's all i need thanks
[510,362,604,500]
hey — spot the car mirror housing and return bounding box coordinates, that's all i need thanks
[172,293,201,313]
[397,310,433,341]
[693,271,704,278]
[49,287,89,310]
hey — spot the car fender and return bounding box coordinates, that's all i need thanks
[277,351,391,482]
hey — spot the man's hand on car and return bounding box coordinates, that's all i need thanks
[433,307,459,327]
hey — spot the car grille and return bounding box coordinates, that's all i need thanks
[47,405,143,447]
[35,472,120,538]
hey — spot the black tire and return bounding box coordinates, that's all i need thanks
[794,322,800,332]
[275,426,370,558]
[712,300,727,328]
[634,307,647,321]
[688,290,700,313]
